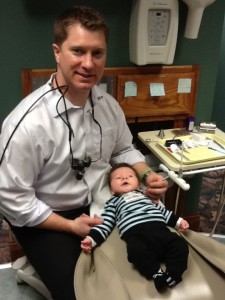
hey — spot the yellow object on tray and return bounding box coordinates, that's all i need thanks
[181,146,221,161]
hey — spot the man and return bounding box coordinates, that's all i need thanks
[0,6,168,299]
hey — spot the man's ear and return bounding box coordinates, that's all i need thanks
[52,43,60,63]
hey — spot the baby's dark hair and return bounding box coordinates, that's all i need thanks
[108,163,140,187]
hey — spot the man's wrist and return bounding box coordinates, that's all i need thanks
[140,168,153,185]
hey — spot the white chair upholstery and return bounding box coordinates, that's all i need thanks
[74,228,225,300]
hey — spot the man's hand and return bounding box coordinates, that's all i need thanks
[72,213,103,237]
[144,172,168,200]
[132,162,168,201]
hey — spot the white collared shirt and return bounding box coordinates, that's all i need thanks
[0,76,145,226]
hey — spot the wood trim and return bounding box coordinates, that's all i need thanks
[22,68,55,97]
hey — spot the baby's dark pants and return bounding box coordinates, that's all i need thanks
[123,222,189,282]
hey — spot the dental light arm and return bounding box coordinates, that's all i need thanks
[182,0,216,39]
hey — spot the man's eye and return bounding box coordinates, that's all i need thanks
[93,50,104,58]
[73,49,83,56]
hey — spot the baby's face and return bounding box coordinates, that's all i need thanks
[110,167,140,195]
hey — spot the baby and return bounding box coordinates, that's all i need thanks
[81,163,189,292]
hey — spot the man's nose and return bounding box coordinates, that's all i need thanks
[82,53,94,69]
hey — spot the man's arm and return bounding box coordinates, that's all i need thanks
[36,212,103,237]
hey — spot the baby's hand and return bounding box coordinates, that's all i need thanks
[81,237,92,254]
[179,219,189,232]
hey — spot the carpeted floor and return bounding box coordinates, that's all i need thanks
[199,169,225,235]
[0,219,11,264]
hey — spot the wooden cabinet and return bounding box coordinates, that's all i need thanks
[22,65,200,127]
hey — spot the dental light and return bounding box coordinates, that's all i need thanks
[181,0,216,39]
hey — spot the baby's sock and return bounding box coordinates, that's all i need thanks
[152,268,167,293]
[166,272,182,288]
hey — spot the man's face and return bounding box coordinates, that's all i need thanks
[53,23,107,92]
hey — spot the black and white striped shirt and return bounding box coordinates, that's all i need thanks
[88,190,178,245]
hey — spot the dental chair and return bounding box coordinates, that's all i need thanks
[12,166,225,300]
[13,227,225,300]
[75,228,225,300]
[75,170,225,300]
[12,256,52,299]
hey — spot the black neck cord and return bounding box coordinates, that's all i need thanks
[0,77,103,179]
[55,78,102,164]
[54,75,75,160]
[0,85,67,166]
[90,91,102,161]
